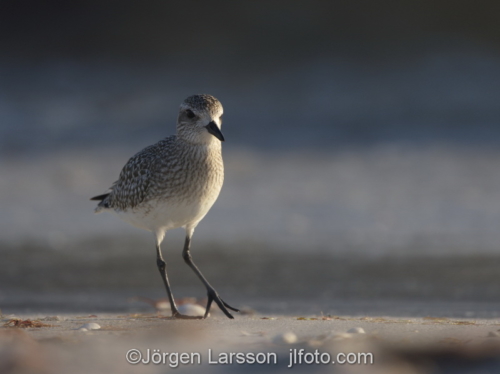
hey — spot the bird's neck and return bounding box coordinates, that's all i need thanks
[177,138,222,163]
[178,135,222,151]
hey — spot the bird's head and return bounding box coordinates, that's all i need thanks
[177,94,224,144]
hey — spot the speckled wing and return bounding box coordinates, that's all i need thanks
[91,136,180,213]
[98,143,163,212]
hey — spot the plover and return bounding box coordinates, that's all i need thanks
[91,94,239,319]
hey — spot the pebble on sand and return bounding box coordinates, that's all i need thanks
[347,327,366,334]
[273,332,298,345]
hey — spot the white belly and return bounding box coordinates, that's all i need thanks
[115,196,217,233]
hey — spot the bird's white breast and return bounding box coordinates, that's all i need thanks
[115,187,221,233]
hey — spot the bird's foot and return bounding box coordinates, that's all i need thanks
[205,289,239,319]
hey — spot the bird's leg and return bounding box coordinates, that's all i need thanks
[182,234,239,319]
[156,244,202,319]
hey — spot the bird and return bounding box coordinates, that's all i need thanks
[91,94,239,319]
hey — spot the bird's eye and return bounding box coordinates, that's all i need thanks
[186,109,195,119]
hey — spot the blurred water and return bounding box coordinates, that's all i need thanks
[1,48,500,255]
[1,144,500,255]
[2,46,500,154]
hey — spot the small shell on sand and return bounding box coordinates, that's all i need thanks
[177,304,206,317]
[347,327,366,334]
[273,332,298,344]
[77,323,101,331]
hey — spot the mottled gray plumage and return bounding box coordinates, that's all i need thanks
[183,94,221,114]
[95,135,223,214]
[91,94,239,319]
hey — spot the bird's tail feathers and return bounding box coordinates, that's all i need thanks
[90,192,111,213]
[90,193,110,201]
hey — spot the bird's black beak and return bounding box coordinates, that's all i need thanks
[206,121,225,142]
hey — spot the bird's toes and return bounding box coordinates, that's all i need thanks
[208,292,236,319]
[221,298,240,313]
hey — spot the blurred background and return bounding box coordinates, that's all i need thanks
[2,0,500,316]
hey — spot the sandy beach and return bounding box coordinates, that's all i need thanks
[3,244,500,373]
[3,310,500,374]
